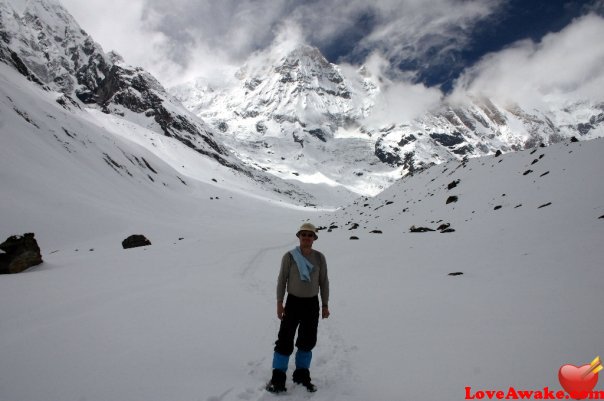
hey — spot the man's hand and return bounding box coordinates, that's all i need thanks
[277,302,285,320]
[322,306,330,319]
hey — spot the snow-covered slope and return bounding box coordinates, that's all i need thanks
[0,60,316,250]
[1,60,603,401]
[1,2,603,401]
[312,137,604,400]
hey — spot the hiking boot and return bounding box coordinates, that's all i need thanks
[292,368,317,392]
[266,369,287,393]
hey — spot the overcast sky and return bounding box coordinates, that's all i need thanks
[43,0,604,110]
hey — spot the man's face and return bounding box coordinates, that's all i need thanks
[298,231,315,247]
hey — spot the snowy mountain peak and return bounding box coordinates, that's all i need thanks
[235,43,354,113]
[22,0,82,35]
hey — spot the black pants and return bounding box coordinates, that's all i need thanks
[274,294,320,356]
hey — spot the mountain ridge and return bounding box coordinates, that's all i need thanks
[1,0,603,203]
[172,43,604,196]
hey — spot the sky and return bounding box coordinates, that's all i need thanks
[18,0,604,110]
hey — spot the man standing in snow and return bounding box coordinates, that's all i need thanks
[266,222,330,393]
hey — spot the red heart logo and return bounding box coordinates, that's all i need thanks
[558,364,599,399]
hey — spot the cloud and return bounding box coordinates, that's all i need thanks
[450,13,604,109]
[60,0,504,85]
[341,0,503,73]
[59,0,181,81]
[362,53,444,125]
[58,0,604,112]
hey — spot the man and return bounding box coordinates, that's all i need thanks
[266,222,330,393]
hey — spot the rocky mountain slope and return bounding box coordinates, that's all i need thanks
[0,0,224,160]
[317,136,604,238]
[0,0,339,206]
[172,43,604,196]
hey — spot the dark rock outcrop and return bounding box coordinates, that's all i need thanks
[122,235,152,249]
[447,180,460,190]
[446,196,458,204]
[0,233,43,274]
[410,225,435,233]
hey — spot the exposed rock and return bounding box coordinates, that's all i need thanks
[350,236,359,240]
[307,128,327,142]
[369,230,383,234]
[448,272,463,276]
[437,223,451,231]
[430,132,464,147]
[398,134,417,147]
[440,228,456,233]
[0,233,43,274]
[447,180,460,190]
[538,202,552,209]
[122,234,152,249]
[410,225,435,233]
[446,195,458,204]
[375,138,403,166]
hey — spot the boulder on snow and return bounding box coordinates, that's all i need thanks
[410,225,435,233]
[448,272,464,276]
[0,233,43,274]
[447,180,460,190]
[122,235,152,249]
[446,196,458,204]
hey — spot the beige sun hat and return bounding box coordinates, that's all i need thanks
[296,222,318,239]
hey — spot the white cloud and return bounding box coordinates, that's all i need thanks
[57,0,604,112]
[59,0,503,86]
[363,53,443,125]
[451,14,604,109]
[59,1,162,72]
[352,0,502,67]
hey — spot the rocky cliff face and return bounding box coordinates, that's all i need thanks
[0,0,236,170]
